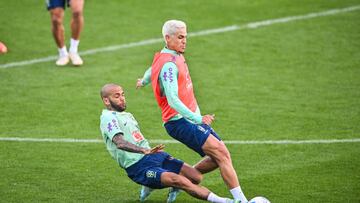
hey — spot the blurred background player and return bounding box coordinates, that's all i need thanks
[46,0,84,66]
[0,41,8,54]
[136,20,248,203]
[99,83,239,203]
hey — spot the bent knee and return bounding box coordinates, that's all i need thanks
[50,8,64,22]
[192,173,203,185]
[51,15,63,26]
[72,11,83,19]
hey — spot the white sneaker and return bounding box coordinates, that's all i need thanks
[69,52,83,66]
[231,199,246,203]
[225,199,236,203]
[56,55,70,66]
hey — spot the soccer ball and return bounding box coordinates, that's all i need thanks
[248,196,271,203]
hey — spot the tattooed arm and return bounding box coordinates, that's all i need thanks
[112,133,150,154]
[112,133,165,154]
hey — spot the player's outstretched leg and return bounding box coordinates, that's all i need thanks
[194,156,218,174]
[167,161,203,202]
[161,172,233,203]
[202,135,248,203]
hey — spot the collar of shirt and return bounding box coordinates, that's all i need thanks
[161,47,180,55]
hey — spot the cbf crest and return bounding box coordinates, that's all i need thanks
[146,170,157,178]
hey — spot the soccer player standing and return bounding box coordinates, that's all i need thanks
[136,20,248,203]
[46,0,84,66]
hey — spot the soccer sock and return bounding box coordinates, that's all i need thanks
[207,192,230,203]
[58,46,68,57]
[69,38,80,53]
[230,186,248,202]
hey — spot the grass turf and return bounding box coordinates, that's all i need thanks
[0,0,359,202]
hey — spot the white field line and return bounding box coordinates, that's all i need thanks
[0,137,359,145]
[1,5,359,69]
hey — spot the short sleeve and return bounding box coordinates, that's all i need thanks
[100,112,123,140]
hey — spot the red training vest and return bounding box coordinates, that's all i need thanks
[151,52,198,122]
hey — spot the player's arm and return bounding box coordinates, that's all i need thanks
[136,67,152,89]
[112,133,150,154]
[112,133,164,154]
[160,63,204,124]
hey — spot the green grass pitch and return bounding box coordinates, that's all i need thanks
[0,0,359,202]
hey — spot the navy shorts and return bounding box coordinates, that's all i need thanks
[125,152,184,189]
[165,118,221,157]
[46,0,70,10]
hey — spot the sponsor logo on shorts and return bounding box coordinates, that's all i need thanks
[197,126,208,134]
